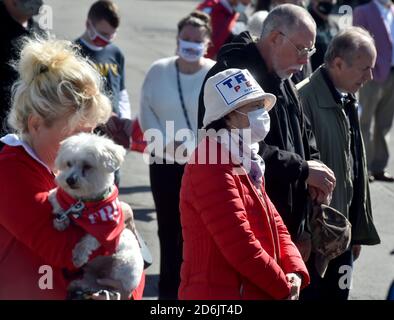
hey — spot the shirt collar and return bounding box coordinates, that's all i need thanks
[320,66,347,105]
[320,67,357,107]
[0,133,52,173]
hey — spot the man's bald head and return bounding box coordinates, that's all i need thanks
[260,4,316,39]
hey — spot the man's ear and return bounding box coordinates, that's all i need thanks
[332,56,344,72]
[269,30,283,47]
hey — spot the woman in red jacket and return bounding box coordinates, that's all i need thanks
[0,38,144,300]
[179,68,310,300]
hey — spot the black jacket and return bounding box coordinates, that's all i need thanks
[0,2,43,135]
[197,32,320,240]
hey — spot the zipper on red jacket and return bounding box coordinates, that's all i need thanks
[261,189,282,264]
[239,167,279,263]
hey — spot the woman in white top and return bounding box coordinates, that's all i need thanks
[139,10,215,300]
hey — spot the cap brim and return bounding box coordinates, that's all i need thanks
[203,93,277,129]
[262,93,277,112]
[235,93,277,112]
[314,253,330,278]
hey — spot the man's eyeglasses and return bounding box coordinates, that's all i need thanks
[279,31,316,58]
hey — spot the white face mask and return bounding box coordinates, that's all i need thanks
[178,39,205,62]
[236,108,271,143]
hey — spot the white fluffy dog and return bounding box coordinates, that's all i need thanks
[48,133,144,299]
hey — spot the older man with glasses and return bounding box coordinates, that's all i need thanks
[197,4,336,258]
[297,26,380,300]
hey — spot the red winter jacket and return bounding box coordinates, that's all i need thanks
[197,0,238,59]
[178,137,310,300]
[0,145,145,300]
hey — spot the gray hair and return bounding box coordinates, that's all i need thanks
[324,27,376,66]
[260,4,316,39]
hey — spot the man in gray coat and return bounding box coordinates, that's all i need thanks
[297,27,381,300]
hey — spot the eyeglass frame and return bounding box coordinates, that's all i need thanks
[278,31,316,58]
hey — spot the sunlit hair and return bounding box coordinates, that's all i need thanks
[8,37,112,139]
[324,26,376,67]
[260,4,316,39]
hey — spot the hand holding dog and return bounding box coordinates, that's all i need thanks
[94,279,130,300]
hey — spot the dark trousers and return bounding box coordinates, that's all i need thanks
[300,250,354,300]
[149,161,185,300]
[388,281,394,300]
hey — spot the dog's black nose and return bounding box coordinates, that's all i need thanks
[66,175,77,187]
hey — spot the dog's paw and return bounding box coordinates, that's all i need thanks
[72,251,89,268]
[72,244,91,268]
[72,235,100,268]
[53,216,70,231]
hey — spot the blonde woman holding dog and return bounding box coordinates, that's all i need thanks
[0,38,145,299]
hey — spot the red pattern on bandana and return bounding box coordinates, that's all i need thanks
[56,187,125,255]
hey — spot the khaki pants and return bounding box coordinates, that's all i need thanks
[359,70,394,173]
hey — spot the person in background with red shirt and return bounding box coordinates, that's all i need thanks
[0,37,144,300]
[179,68,310,300]
[197,0,251,59]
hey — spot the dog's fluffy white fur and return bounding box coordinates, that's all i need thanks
[48,133,144,297]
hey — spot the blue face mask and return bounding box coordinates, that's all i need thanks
[234,3,247,13]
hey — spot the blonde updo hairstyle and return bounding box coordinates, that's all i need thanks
[8,37,112,138]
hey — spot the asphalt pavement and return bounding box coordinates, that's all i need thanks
[45,0,393,300]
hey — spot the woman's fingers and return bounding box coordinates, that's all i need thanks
[96,278,129,300]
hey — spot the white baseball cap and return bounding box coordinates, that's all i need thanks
[203,68,276,128]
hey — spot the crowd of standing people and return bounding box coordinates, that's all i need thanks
[0,0,392,301]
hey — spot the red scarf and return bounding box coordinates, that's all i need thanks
[56,187,125,255]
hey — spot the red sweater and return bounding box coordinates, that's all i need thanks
[179,138,310,300]
[0,145,144,299]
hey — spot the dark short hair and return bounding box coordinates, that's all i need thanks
[205,116,229,131]
[88,0,120,28]
[177,10,212,39]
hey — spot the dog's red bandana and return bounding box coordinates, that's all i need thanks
[56,187,125,255]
